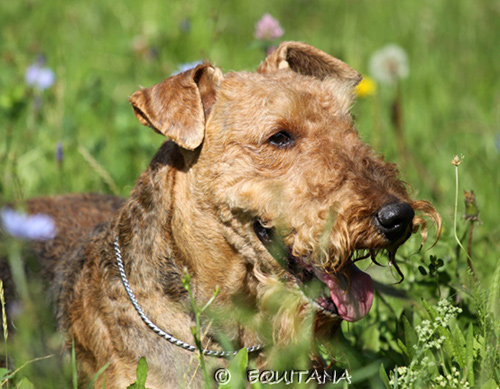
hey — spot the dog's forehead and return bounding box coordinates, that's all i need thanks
[218,71,352,120]
[205,71,358,153]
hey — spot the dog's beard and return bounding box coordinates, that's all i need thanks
[252,220,374,323]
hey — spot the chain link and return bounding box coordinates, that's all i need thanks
[114,237,263,358]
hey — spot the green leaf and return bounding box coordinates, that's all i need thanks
[418,266,428,276]
[481,378,498,389]
[223,348,248,389]
[422,349,439,376]
[465,324,475,387]
[379,363,391,389]
[402,315,417,361]
[230,348,248,372]
[136,357,149,386]
[436,325,460,368]
[421,299,437,321]
[127,357,150,389]
[17,377,35,389]
[397,338,408,359]
[0,368,11,380]
[488,263,500,320]
[360,324,381,352]
[16,377,35,389]
[447,318,466,369]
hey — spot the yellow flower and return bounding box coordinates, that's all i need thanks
[355,76,377,98]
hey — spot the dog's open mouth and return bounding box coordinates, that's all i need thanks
[253,221,374,322]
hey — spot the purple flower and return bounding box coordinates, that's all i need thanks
[171,60,204,76]
[1,208,57,241]
[254,14,284,41]
[25,58,55,90]
[179,18,191,33]
[56,141,64,163]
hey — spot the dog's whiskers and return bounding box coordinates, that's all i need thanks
[388,250,405,284]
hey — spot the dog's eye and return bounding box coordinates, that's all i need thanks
[268,131,295,148]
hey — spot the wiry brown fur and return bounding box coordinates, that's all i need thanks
[19,42,440,387]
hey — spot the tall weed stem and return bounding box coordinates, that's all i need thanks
[182,270,220,387]
[451,156,475,277]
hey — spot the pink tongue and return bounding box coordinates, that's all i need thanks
[318,261,374,322]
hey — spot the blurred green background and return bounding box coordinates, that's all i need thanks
[1,0,499,387]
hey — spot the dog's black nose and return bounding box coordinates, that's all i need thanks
[374,202,415,242]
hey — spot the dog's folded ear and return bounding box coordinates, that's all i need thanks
[130,64,222,150]
[257,41,361,86]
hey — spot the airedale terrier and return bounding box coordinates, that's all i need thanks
[19,42,440,387]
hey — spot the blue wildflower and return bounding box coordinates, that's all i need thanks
[56,141,64,163]
[25,56,55,90]
[1,207,57,240]
[179,18,191,33]
[171,60,203,76]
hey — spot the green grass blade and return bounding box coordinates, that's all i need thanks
[465,323,475,387]
[72,338,78,389]
[379,364,391,389]
[87,362,110,389]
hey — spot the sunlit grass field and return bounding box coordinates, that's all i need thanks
[1,0,499,387]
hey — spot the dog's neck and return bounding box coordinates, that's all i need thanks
[115,142,259,341]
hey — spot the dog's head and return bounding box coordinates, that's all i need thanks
[130,42,441,341]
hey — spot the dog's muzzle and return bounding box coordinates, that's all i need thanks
[253,220,374,322]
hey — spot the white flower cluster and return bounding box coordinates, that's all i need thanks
[436,299,463,326]
[415,299,462,346]
[434,366,470,388]
[415,319,447,350]
[389,300,467,388]
[389,366,410,386]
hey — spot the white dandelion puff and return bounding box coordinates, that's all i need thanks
[369,44,409,85]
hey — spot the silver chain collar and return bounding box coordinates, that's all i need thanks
[113,237,264,358]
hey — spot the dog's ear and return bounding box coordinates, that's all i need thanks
[257,41,361,86]
[130,64,222,150]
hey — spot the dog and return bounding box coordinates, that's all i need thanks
[15,41,441,387]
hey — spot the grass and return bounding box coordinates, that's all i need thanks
[1,0,499,387]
